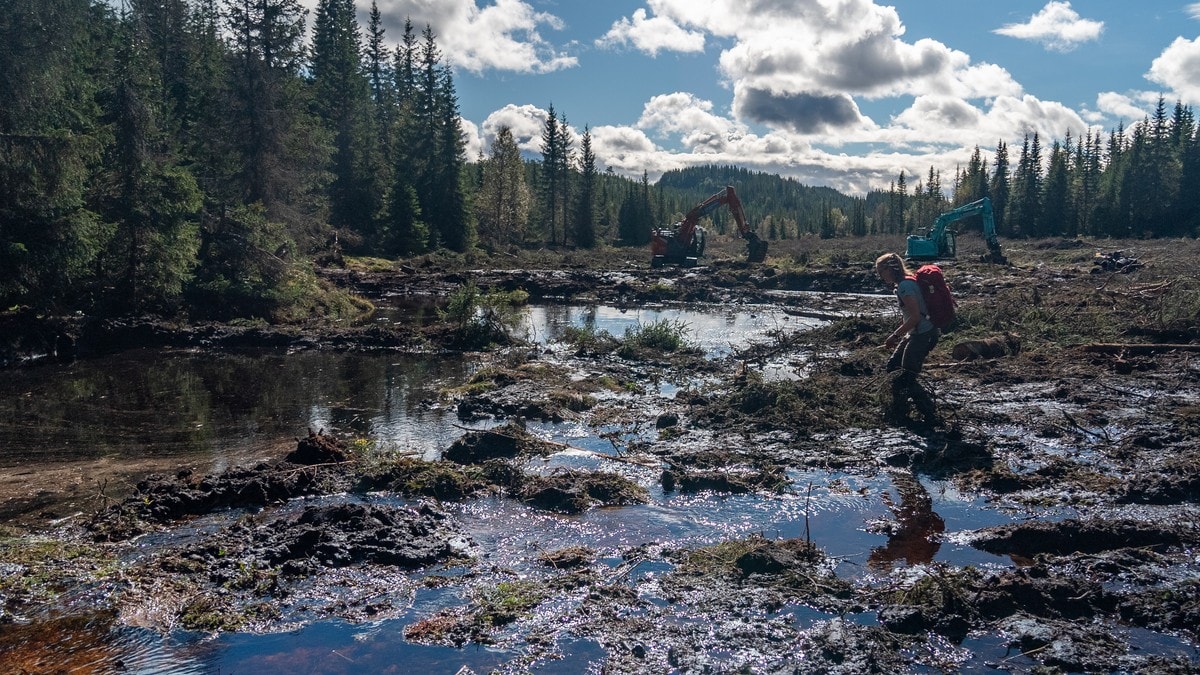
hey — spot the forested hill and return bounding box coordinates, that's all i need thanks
[656,166,867,239]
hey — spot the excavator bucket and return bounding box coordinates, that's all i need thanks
[747,236,768,263]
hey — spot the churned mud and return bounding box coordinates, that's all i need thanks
[2,237,1199,672]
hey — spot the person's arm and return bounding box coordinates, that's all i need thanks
[885,293,922,347]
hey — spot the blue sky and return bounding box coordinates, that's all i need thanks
[335,0,1200,195]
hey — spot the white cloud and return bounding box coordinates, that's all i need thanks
[596,8,705,56]
[1147,36,1200,105]
[1093,92,1154,124]
[1188,3,1200,20]
[480,104,549,154]
[636,93,748,152]
[993,2,1103,52]
[590,125,671,176]
[315,0,577,74]
[573,0,1112,193]
[601,0,1025,143]
[461,117,483,159]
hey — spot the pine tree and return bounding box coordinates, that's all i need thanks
[574,126,598,248]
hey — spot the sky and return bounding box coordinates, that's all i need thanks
[325,0,1200,196]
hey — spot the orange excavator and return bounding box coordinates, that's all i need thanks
[650,185,768,268]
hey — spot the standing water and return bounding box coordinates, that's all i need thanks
[0,301,1106,673]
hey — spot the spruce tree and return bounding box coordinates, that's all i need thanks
[433,62,472,251]
[387,18,425,253]
[311,0,381,243]
[100,5,202,314]
[574,126,598,248]
[1042,138,1072,237]
[1178,114,1200,236]
[555,112,574,246]
[224,0,328,247]
[540,105,561,246]
[0,0,114,310]
[989,140,1011,236]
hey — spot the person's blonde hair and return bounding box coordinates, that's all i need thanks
[874,252,910,279]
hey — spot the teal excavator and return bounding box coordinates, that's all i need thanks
[906,197,1007,263]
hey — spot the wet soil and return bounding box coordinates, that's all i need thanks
[2,237,1200,672]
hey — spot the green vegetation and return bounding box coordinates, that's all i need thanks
[438,281,530,348]
[0,534,117,608]
[619,319,695,357]
[472,579,545,627]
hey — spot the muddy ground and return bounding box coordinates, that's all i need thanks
[2,236,1199,673]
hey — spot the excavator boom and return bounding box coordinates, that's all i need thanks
[650,185,767,267]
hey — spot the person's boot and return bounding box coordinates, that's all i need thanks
[910,379,941,428]
[884,372,913,425]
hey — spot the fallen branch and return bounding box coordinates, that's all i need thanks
[1077,343,1200,354]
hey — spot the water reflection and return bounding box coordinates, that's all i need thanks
[868,470,946,569]
[0,351,472,466]
[523,304,812,357]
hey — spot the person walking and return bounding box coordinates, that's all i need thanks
[875,252,941,426]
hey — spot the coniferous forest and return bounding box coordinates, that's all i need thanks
[3,0,1198,322]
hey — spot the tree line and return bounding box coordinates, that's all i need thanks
[0,0,648,319]
[871,97,1200,240]
[4,1,1196,321]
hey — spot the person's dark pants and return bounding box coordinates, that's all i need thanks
[886,328,940,423]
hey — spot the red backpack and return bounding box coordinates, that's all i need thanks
[908,264,956,329]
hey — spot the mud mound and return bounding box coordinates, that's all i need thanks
[661,464,789,494]
[443,421,557,464]
[516,470,648,513]
[285,429,350,464]
[89,435,359,540]
[970,518,1188,557]
[242,502,467,574]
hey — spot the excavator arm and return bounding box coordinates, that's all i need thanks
[651,185,767,267]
